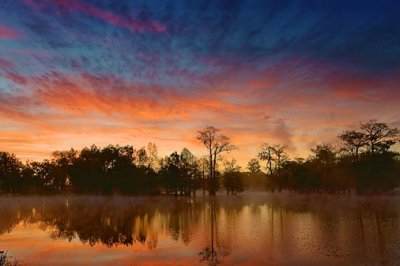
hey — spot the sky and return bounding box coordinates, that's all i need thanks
[0,0,399,165]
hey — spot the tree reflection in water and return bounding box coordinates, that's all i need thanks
[0,194,400,265]
[199,199,220,266]
[0,196,206,248]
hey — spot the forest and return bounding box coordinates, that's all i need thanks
[0,120,399,195]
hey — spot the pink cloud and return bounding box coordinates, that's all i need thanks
[0,25,21,39]
[0,58,14,68]
[5,72,28,85]
[199,55,400,104]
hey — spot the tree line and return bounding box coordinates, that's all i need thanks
[255,120,400,193]
[0,120,399,195]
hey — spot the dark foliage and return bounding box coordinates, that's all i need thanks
[222,159,244,195]
[0,121,398,195]
[257,120,400,193]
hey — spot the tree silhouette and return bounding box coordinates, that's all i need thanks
[0,120,398,195]
[339,130,367,159]
[360,120,399,154]
[311,144,336,165]
[197,126,236,195]
[246,158,262,176]
[272,144,289,169]
[160,149,201,196]
[199,200,220,266]
[222,159,243,194]
[198,157,210,195]
[258,144,274,175]
[0,152,23,193]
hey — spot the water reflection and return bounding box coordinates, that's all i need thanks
[199,199,225,266]
[1,197,205,248]
[0,194,399,265]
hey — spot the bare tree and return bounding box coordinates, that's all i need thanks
[197,126,236,195]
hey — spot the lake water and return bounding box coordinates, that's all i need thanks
[0,193,399,265]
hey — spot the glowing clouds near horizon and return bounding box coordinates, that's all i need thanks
[0,0,399,164]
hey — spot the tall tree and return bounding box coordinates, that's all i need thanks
[258,144,288,174]
[180,148,200,195]
[160,152,181,195]
[146,142,159,170]
[360,120,399,154]
[197,126,236,195]
[198,156,210,195]
[258,144,274,175]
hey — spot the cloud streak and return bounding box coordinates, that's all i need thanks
[0,24,21,39]
[24,0,166,33]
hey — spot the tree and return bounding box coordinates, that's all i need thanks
[0,152,22,192]
[309,144,340,192]
[222,159,243,195]
[198,156,210,195]
[133,147,149,167]
[160,148,200,196]
[339,130,367,159]
[258,144,274,175]
[20,161,43,193]
[352,151,400,193]
[360,120,399,154]
[146,142,159,170]
[246,158,262,176]
[258,144,288,174]
[243,158,267,190]
[197,126,236,195]
[311,144,336,165]
[180,148,201,195]
[272,144,288,169]
[160,152,181,195]
[51,149,78,191]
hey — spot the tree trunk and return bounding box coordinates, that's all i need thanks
[209,150,215,195]
[209,154,218,196]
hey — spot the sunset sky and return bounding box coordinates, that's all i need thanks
[0,0,399,165]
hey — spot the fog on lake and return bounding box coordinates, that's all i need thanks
[0,193,399,265]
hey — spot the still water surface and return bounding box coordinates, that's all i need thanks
[0,193,399,265]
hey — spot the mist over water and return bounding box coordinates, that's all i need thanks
[0,193,399,265]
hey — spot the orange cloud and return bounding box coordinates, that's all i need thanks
[1,60,399,165]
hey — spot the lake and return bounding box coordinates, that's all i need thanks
[0,193,399,265]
